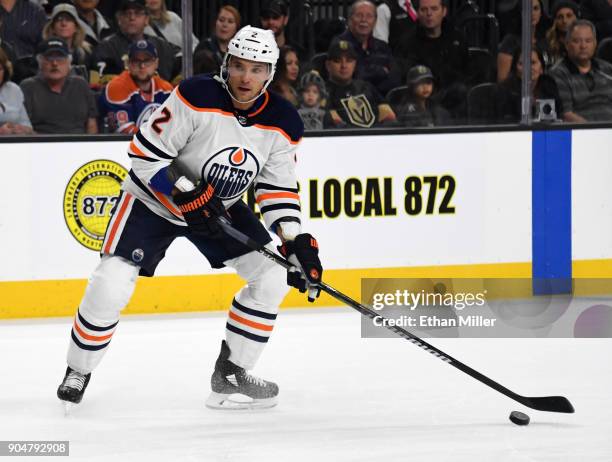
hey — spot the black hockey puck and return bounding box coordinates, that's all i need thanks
[509,411,530,426]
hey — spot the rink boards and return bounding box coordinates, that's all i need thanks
[0,128,611,318]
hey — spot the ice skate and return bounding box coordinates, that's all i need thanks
[57,367,91,413]
[206,340,278,410]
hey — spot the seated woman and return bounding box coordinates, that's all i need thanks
[0,49,33,135]
[194,5,241,74]
[497,0,551,82]
[395,65,451,127]
[145,0,199,52]
[270,45,300,107]
[496,48,561,123]
[545,1,579,66]
[42,3,93,82]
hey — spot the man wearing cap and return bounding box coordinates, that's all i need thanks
[0,0,47,58]
[324,38,396,128]
[91,0,179,84]
[336,0,401,97]
[259,0,306,60]
[20,37,98,133]
[99,38,172,133]
[72,0,114,48]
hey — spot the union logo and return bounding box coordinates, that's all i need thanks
[63,160,128,251]
[202,147,260,200]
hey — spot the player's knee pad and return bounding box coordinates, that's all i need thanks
[238,257,289,311]
[79,255,139,322]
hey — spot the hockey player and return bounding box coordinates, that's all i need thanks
[57,25,323,410]
[98,39,173,134]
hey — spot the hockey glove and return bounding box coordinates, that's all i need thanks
[279,233,323,302]
[173,179,228,238]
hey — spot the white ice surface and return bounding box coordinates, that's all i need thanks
[0,308,610,462]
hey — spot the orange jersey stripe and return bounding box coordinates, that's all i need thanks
[73,320,114,342]
[152,190,182,218]
[176,87,234,116]
[256,191,300,203]
[253,123,301,145]
[229,311,274,332]
[129,140,147,158]
[248,91,269,117]
[103,193,132,255]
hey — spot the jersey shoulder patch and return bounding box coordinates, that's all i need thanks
[176,74,228,111]
[105,71,139,104]
[256,91,304,143]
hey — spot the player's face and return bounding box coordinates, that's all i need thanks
[555,7,577,33]
[349,2,376,38]
[52,13,78,41]
[227,57,270,102]
[418,0,446,30]
[566,25,597,64]
[216,8,238,41]
[414,81,433,100]
[285,51,299,82]
[260,13,288,37]
[117,8,149,36]
[326,55,356,84]
[40,53,71,81]
[302,84,320,107]
[128,51,158,83]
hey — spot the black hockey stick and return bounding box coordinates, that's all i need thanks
[217,218,575,414]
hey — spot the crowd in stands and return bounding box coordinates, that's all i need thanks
[2,0,612,135]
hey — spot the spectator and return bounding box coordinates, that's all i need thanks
[144,0,199,52]
[21,37,98,133]
[0,47,32,134]
[72,0,113,48]
[98,39,172,133]
[580,0,612,40]
[43,4,92,81]
[91,0,179,84]
[0,0,46,58]
[497,0,551,82]
[297,70,326,130]
[496,48,561,123]
[394,0,470,118]
[259,0,306,59]
[550,19,612,122]
[0,17,18,70]
[193,5,240,74]
[337,0,401,96]
[546,1,579,66]
[324,39,396,128]
[395,64,450,127]
[373,0,418,52]
[270,45,299,106]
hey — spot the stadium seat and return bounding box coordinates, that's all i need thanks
[597,37,612,65]
[467,82,498,124]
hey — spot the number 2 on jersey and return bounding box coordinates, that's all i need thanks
[151,107,172,134]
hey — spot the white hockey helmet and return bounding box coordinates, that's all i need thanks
[218,26,280,103]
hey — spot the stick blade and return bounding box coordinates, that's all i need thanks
[522,395,575,413]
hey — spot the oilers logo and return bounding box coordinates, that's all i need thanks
[202,147,260,200]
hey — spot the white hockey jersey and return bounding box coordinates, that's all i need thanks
[122,75,304,231]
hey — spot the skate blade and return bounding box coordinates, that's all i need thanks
[205,392,278,410]
[62,401,77,416]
